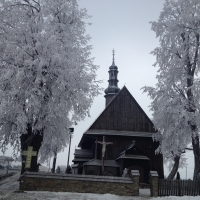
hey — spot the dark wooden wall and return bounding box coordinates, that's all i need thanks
[90,87,156,132]
[93,135,164,179]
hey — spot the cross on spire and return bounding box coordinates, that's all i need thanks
[112,49,115,65]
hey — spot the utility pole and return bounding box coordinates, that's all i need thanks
[66,128,74,173]
[186,164,188,180]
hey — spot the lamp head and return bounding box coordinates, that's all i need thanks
[69,128,74,133]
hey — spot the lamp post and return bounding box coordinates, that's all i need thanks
[66,128,74,173]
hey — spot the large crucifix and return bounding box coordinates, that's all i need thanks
[96,136,113,175]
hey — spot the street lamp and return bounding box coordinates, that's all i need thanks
[66,128,74,173]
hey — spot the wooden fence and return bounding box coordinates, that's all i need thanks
[0,172,15,180]
[158,179,200,196]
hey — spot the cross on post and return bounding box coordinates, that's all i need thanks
[96,136,113,175]
[22,146,37,169]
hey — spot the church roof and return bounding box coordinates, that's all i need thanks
[72,158,92,162]
[71,163,79,168]
[74,149,93,157]
[83,129,154,137]
[116,154,150,160]
[83,159,120,168]
[78,130,154,147]
[90,86,154,129]
[116,140,150,160]
[78,86,156,147]
[72,149,93,162]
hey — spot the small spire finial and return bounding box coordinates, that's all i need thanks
[112,49,115,65]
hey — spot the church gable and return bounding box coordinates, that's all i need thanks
[90,86,155,132]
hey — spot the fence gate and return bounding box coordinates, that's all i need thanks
[158,179,200,196]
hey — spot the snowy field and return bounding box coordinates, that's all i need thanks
[0,173,199,200]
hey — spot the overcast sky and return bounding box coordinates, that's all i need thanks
[7,0,194,179]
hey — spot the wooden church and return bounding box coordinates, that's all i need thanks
[72,53,164,183]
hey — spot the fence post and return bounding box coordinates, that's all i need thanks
[198,173,200,195]
[149,171,159,197]
[130,170,140,196]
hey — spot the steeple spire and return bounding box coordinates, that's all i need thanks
[104,50,120,107]
[112,49,115,66]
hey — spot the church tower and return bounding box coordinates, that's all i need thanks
[104,50,120,106]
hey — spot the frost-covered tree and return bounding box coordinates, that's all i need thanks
[143,0,200,180]
[0,0,100,174]
[164,148,188,180]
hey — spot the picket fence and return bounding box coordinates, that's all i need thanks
[158,179,200,196]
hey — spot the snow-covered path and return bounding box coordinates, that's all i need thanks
[2,191,200,200]
[2,191,149,200]
[0,173,199,200]
[0,172,20,198]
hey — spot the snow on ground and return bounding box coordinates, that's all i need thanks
[39,165,49,172]
[0,173,199,200]
[0,172,19,197]
[2,191,200,200]
[152,197,200,200]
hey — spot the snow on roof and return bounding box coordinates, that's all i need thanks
[71,164,79,168]
[116,154,150,160]
[74,149,93,156]
[83,159,120,168]
[84,130,154,137]
[72,158,92,162]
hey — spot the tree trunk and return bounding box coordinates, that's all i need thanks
[6,161,9,174]
[51,151,57,173]
[186,79,200,180]
[20,124,43,175]
[184,31,200,180]
[188,120,200,180]
[192,136,200,180]
[167,155,180,180]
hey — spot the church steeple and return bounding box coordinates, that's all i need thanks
[112,48,115,66]
[104,49,120,106]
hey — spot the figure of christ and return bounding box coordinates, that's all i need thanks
[96,136,113,175]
